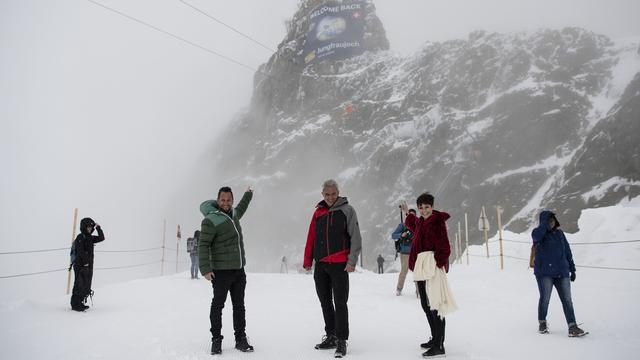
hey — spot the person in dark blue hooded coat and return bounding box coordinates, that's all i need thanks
[532,210,586,337]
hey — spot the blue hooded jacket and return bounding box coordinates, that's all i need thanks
[531,211,576,278]
[391,223,412,254]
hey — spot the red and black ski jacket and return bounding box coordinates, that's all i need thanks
[304,197,362,268]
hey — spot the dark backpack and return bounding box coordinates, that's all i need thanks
[187,237,196,253]
[70,238,78,265]
[394,240,401,253]
[401,230,413,246]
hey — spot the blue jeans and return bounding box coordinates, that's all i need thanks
[190,253,199,278]
[536,276,576,326]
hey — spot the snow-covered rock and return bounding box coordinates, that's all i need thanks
[212,0,640,269]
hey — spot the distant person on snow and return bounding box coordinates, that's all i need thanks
[376,254,385,274]
[199,186,255,355]
[532,210,586,337]
[70,217,105,312]
[403,193,452,358]
[187,230,200,279]
[391,208,416,295]
[304,179,362,358]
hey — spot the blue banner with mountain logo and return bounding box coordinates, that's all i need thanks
[302,1,366,66]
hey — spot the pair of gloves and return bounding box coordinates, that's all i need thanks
[570,272,576,282]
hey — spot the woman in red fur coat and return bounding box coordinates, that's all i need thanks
[401,192,451,358]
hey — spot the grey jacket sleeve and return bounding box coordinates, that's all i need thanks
[344,205,363,267]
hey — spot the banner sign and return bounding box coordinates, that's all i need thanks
[302,1,366,66]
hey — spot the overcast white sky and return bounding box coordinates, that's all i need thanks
[378,0,640,54]
[1,0,639,297]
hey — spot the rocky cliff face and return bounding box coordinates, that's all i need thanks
[213,0,640,270]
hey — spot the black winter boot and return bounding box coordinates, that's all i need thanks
[315,334,337,350]
[568,324,586,337]
[71,305,86,312]
[70,296,86,312]
[211,337,222,355]
[422,345,445,358]
[539,321,548,334]
[420,338,434,349]
[334,339,347,358]
[235,336,254,352]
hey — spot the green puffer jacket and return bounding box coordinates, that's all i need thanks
[198,191,253,274]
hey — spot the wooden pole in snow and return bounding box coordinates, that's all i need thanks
[176,224,181,273]
[465,213,469,265]
[65,208,78,295]
[457,222,462,264]
[497,206,504,270]
[161,219,166,276]
[453,233,458,263]
[482,206,490,258]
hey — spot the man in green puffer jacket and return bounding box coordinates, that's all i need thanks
[199,186,254,355]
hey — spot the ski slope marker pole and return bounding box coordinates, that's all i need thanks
[176,224,181,273]
[161,219,166,276]
[497,206,504,270]
[465,213,469,265]
[65,208,78,295]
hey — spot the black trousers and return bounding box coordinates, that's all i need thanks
[377,264,384,274]
[71,265,92,307]
[210,269,247,340]
[416,280,446,348]
[314,262,350,340]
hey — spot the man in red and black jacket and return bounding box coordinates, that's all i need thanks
[402,192,451,358]
[304,179,362,358]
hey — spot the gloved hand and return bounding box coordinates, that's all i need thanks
[570,272,576,282]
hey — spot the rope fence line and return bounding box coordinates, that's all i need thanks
[469,253,498,258]
[0,208,189,281]
[575,264,640,271]
[5,237,635,255]
[501,239,529,244]
[0,260,169,279]
[0,268,68,279]
[3,234,638,277]
[96,247,162,253]
[94,260,162,271]
[570,239,640,245]
[502,255,529,261]
[488,238,640,245]
[1,246,166,255]
[0,247,69,255]
[163,259,188,264]
[466,233,640,271]
[467,251,640,271]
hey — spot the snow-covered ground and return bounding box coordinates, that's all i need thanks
[1,201,639,359]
